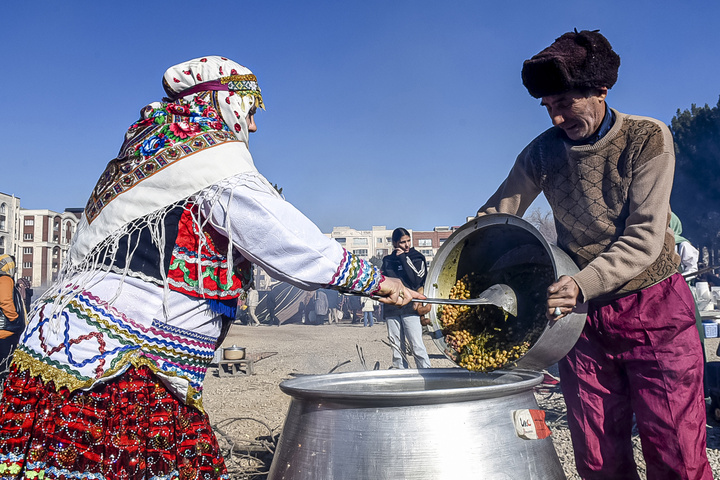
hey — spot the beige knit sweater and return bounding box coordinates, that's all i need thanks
[478,109,680,302]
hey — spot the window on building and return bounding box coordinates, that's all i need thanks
[24,218,34,226]
[0,219,5,230]
[23,247,32,255]
[0,203,5,213]
[440,238,447,244]
[386,237,391,243]
[377,237,383,244]
[23,262,32,269]
[0,237,4,255]
[420,249,434,257]
[375,249,388,257]
[353,249,368,256]
[353,238,368,246]
[418,239,432,247]
[334,237,346,243]
[24,233,33,241]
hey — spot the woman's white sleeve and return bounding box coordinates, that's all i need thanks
[196,173,383,293]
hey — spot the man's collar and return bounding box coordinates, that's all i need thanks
[567,103,614,146]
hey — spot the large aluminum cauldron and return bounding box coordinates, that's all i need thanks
[268,368,565,479]
[426,214,587,370]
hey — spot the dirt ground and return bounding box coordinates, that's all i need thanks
[204,321,720,479]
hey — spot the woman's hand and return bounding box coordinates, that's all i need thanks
[546,275,580,320]
[375,277,425,307]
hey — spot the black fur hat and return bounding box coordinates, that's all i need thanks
[521,30,621,98]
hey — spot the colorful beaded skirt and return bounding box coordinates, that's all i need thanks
[0,365,228,479]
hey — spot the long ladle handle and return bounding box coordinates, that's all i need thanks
[369,295,481,306]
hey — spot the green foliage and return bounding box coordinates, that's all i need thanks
[670,97,720,250]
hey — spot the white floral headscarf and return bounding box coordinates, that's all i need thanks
[162,56,264,146]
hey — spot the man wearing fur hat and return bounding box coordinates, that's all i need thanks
[478,30,712,479]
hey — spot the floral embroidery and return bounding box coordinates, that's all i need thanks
[167,206,246,299]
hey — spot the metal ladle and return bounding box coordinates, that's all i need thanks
[373,283,518,317]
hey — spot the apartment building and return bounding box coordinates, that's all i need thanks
[16,208,82,290]
[411,226,453,264]
[326,226,394,261]
[326,225,454,265]
[0,192,21,259]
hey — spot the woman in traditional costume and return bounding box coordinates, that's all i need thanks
[0,56,418,479]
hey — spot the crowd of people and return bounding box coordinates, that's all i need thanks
[0,29,715,480]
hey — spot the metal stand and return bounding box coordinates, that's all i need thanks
[218,359,255,377]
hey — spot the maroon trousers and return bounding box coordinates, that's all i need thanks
[558,273,713,480]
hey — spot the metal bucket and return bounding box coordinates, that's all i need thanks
[426,214,587,371]
[268,368,565,479]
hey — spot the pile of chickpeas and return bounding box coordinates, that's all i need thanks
[438,274,542,372]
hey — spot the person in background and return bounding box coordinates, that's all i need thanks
[313,290,329,325]
[361,295,376,327]
[0,255,23,381]
[234,299,248,324]
[381,228,432,368]
[0,56,420,479]
[670,212,699,275]
[345,293,360,323]
[14,278,32,314]
[476,31,711,479]
[245,285,260,326]
[328,291,343,324]
[266,289,279,326]
[374,301,383,324]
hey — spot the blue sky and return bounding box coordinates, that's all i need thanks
[2,1,719,232]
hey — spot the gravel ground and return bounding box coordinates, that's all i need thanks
[207,322,720,479]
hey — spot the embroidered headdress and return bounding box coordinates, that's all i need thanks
[162,56,264,146]
[47,57,263,326]
[71,56,263,264]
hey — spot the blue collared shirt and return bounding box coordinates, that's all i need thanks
[569,103,615,146]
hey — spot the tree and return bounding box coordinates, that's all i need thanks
[670,98,720,263]
[524,207,557,244]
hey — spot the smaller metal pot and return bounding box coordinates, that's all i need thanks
[425,214,588,371]
[223,345,246,360]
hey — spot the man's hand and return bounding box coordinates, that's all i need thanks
[375,277,425,306]
[546,275,580,321]
[414,302,432,316]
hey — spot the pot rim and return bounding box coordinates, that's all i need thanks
[279,368,543,405]
[425,213,587,372]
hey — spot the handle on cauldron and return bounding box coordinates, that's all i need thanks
[683,265,720,280]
